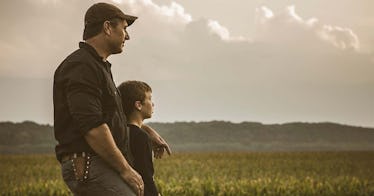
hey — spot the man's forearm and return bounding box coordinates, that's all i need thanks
[84,123,131,174]
[141,124,159,137]
[141,124,172,156]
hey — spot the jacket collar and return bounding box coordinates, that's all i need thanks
[79,42,112,69]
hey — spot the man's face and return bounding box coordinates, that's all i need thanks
[107,19,129,54]
[140,91,154,119]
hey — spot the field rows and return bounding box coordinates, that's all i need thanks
[1,152,374,195]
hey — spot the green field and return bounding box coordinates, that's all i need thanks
[1,152,374,195]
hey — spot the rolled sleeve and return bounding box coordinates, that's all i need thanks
[65,62,104,135]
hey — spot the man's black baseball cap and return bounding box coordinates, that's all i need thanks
[84,2,138,27]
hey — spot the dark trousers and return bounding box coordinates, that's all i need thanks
[61,155,136,196]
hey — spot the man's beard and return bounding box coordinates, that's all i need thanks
[109,42,123,54]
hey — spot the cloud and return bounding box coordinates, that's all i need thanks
[317,25,360,50]
[254,5,360,51]
[114,0,249,43]
[116,0,192,24]
[207,20,250,42]
[0,0,371,84]
[100,1,373,86]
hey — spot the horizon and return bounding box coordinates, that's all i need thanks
[2,119,373,129]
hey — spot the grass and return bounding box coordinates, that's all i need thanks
[1,152,374,195]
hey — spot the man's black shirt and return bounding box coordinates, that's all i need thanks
[53,42,130,162]
[128,124,158,196]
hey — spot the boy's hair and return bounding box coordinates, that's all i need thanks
[118,80,152,117]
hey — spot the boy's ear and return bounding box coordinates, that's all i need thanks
[135,101,142,111]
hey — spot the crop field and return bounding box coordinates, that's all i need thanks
[1,152,374,195]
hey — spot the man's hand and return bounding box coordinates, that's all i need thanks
[120,168,144,196]
[141,124,172,158]
[152,135,171,159]
[84,124,144,195]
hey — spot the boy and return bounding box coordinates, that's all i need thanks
[118,81,159,196]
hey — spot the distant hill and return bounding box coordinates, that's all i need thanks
[148,121,374,152]
[1,121,374,154]
[0,121,56,154]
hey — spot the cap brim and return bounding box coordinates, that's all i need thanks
[124,14,138,26]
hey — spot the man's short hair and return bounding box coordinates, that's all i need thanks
[83,2,138,40]
[118,81,152,116]
[83,18,122,40]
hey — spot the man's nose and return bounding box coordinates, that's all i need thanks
[125,30,130,40]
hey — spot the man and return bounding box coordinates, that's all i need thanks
[53,3,170,196]
[118,81,159,196]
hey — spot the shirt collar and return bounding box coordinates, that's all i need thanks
[79,42,112,69]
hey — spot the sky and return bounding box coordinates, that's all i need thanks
[0,0,373,127]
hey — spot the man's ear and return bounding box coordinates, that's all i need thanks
[103,21,112,35]
[135,101,142,111]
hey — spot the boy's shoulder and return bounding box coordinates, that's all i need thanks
[127,124,150,140]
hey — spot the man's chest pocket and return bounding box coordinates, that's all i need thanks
[102,82,119,112]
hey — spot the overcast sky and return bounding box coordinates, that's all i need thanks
[0,0,373,127]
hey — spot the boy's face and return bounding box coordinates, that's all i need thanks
[140,91,154,119]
